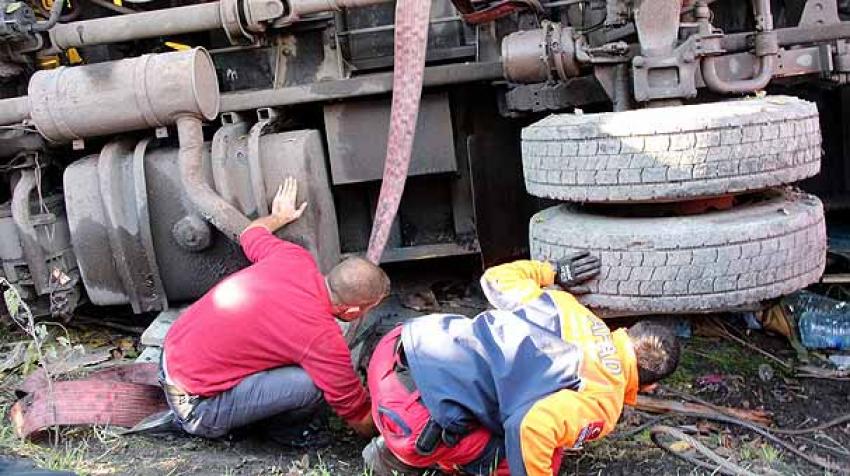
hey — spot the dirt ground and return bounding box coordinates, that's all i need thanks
[1,263,849,475]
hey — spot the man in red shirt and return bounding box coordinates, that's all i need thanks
[160,177,389,443]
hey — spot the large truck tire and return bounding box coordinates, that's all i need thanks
[522,96,821,202]
[529,190,826,314]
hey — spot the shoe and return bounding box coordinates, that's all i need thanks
[121,410,183,436]
[362,436,425,476]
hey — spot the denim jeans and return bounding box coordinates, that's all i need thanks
[162,363,323,439]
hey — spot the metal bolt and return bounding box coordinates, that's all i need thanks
[172,215,212,252]
[633,56,646,68]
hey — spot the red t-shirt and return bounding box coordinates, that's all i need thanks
[163,227,370,424]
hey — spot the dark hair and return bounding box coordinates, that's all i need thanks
[326,256,390,307]
[627,321,680,386]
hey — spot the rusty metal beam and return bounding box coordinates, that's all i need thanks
[722,22,850,53]
[49,2,223,50]
[343,242,479,263]
[0,96,30,125]
[694,46,828,86]
[219,61,503,111]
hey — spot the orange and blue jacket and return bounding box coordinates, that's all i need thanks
[401,260,639,476]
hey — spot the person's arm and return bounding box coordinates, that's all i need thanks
[480,260,556,311]
[480,254,601,311]
[504,383,623,476]
[299,329,374,436]
[240,176,308,263]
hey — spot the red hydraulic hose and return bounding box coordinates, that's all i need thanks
[365,0,432,264]
[346,0,431,345]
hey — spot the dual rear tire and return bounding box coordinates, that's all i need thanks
[523,96,826,314]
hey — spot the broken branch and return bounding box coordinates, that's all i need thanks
[636,395,773,426]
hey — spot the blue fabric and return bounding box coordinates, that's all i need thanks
[401,293,583,476]
[504,404,534,476]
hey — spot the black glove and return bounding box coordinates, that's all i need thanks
[552,251,601,294]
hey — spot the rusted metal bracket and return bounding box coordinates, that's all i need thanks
[133,138,169,308]
[697,0,778,95]
[11,169,49,296]
[634,0,682,57]
[632,36,700,102]
[799,0,841,26]
[243,0,285,32]
[220,0,255,45]
[606,0,632,26]
[247,108,279,217]
[629,0,702,102]
[211,112,254,216]
[98,138,169,313]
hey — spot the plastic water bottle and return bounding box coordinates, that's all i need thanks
[791,292,850,350]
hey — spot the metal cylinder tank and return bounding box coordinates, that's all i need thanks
[64,128,340,312]
[501,24,579,84]
[28,48,219,142]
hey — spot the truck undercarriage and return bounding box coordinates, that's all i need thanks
[0,0,848,319]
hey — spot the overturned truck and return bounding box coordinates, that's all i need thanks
[0,0,844,319]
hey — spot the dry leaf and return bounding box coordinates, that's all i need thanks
[669,440,692,453]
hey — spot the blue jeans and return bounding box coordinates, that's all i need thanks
[162,365,323,439]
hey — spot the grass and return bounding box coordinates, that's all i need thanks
[760,443,781,464]
[0,398,126,476]
[0,413,90,474]
[282,452,387,476]
[740,444,754,461]
[664,336,784,392]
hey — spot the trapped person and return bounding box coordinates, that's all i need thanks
[362,256,680,475]
[160,177,390,445]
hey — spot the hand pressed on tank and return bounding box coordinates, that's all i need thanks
[242,176,309,235]
[272,176,308,226]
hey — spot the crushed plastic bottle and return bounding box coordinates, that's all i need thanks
[786,291,850,350]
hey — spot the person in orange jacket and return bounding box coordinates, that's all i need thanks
[362,254,681,475]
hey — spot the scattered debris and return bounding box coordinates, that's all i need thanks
[651,425,772,476]
[709,318,793,370]
[797,364,850,381]
[42,346,112,378]
[758,364,774,382]
[136,346,162,365]
[635,395,772,426]
[72,316,145,335]
[786,291,850,350]
[139,308,185,348]
[0,341,27,373]
[828,354,850,369]
[645,405,849,475]
[399,288,439,312]
[695,373,725,388]
[134,307,185,365]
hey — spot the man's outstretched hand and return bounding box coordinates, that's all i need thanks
[272,176,308,226]
[243,176,308,234]
[553,251,601,295]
